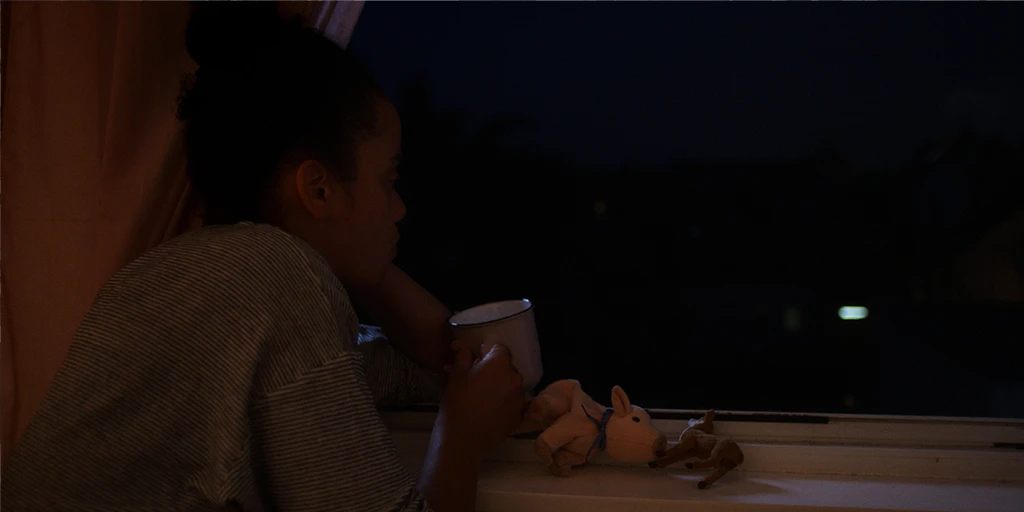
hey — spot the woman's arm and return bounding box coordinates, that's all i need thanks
[348,264,454,375]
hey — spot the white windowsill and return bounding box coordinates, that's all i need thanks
[383,409,1024,512]
[465,462,1022,512]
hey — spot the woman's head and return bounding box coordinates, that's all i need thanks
[177,2,405,289]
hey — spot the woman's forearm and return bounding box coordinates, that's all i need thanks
[350,264,454,374]
[417,416,483,512]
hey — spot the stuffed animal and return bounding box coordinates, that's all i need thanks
[648,410,744,489]
[518,379,667,477]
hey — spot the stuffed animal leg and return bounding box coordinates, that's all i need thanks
[535,410,593,476]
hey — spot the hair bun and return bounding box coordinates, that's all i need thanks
[185,1,295,71]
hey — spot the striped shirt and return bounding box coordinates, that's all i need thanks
[1,223,441,511]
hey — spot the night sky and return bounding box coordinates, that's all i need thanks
[350,2,1024,171]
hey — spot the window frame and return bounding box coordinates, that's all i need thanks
[382,406,1024,482]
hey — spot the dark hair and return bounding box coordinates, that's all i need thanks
[176,2,380,225]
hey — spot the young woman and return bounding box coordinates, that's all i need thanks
[1,4,525,511]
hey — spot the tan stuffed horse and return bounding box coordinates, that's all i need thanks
[518,379,667,476]
[649,410,744,489]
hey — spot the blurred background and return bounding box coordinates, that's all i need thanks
[348,2,1024,418]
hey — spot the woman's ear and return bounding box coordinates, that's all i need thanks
[293,160,335,219]
[611,386,631,417]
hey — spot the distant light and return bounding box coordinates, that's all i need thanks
[783,307,801,332]
[838,306,868,320]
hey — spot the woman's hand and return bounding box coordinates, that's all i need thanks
[438,340,526,457]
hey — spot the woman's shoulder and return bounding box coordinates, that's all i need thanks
[169,222,314,264]
[119,222,333,288]
[80,222,359,379]
[92,223,351,330]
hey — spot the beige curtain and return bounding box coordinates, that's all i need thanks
[1,0,365,462]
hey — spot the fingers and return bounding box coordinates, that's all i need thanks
[482,344,520,373]
[481,342,513,363]
[476,343,525,391]
[511,370,525,391]
[494,346,527,394]
[449,340,475,372]
[450,342,523,394]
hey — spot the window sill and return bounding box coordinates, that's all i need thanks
[383,409,1024,512]
[461,462,1021,512]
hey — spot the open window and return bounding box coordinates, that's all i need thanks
[350,1,1023,420]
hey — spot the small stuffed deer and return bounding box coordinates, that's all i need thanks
[649,410,744,489]
[523,379,667,477]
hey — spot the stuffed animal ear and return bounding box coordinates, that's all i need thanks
[611,386,631,417]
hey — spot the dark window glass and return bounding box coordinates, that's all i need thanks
[349,2,1024,418]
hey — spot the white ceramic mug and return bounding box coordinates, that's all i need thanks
[448,298,544,391]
